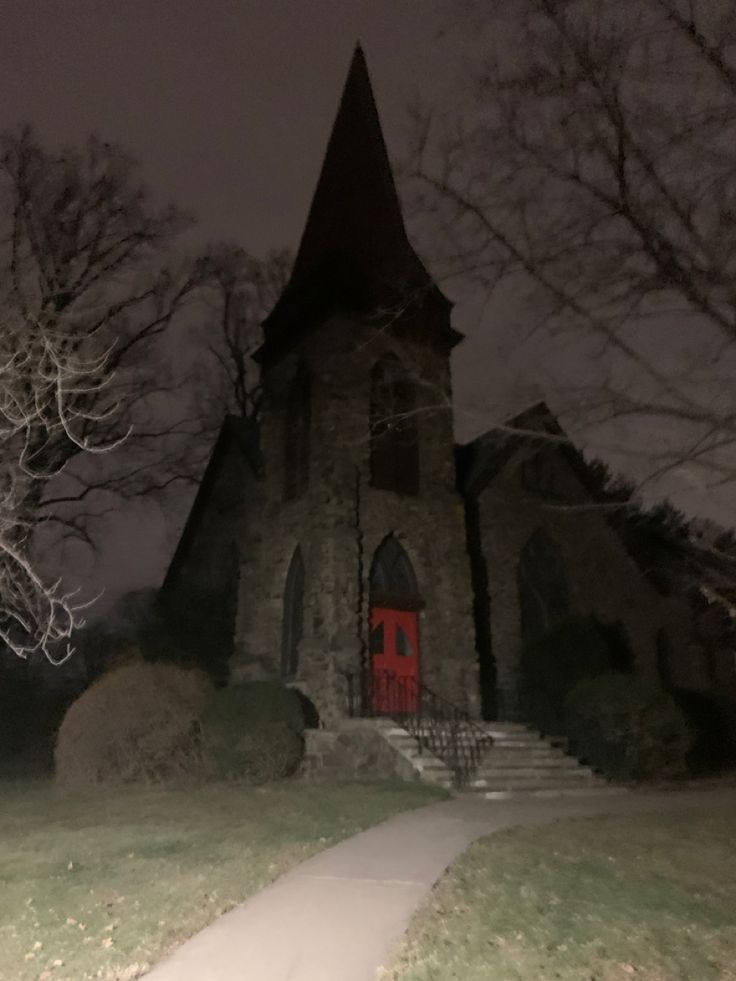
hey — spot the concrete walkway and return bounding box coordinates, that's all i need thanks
[145,787,736,981]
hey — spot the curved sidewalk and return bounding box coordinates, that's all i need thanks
[145,787,736,981]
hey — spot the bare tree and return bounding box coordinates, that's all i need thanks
[0,306,123,661]
[409,0,736,497]
[0,128,210,660]
[193,244,291,433]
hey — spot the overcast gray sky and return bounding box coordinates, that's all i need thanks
[0,1,457,248]
[1,1,477,607]
[2,1,733,612]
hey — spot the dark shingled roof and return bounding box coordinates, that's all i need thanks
[160,416,261,592]
[457,403,683,597]
[256,45,460,366]
[457,402,572,497]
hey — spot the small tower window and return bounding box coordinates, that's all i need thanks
[281,546,305,678]
[284,362,310,500]
[370,355,419,495]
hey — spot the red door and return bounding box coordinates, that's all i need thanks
[369,607,419,714]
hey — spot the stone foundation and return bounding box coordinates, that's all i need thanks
[299,719,418,783]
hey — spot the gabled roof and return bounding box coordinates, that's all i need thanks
[457,402,573,497]
[160,416,261,593]
[457,403,688,597]
[257,45,460,366]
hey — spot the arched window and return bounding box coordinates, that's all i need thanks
[281,547,305,678]
[284,362,310,500]
[369,355,419,495]
[517,529,570,644]
[370,535,420,608]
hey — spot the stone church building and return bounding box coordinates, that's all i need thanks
[161,47,706,729]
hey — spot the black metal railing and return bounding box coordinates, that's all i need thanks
[346,668,493,788]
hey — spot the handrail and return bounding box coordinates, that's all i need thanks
[346,668,493,787]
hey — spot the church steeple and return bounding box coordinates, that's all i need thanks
[258,45,459,365]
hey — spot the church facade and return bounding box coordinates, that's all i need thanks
[161,48,708,728]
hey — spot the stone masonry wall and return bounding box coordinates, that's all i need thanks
[231,313,478,723]
[162,437,256,683]
[474,448,706,718]
[299,719,418,783]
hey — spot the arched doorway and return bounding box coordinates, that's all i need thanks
[369,535,421,714]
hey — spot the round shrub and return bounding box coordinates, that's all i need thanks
[671,689,736,774]
[521,616,627,735]
[199,681,306,782]
[55,660,213,787]
[565,672,693,781]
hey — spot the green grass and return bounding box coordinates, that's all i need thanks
[385,808,736,981]
[0,779,442,981]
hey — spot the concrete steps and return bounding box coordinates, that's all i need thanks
[479,753,584,767]
[479,785,627,800]
[371,717,624,798]
[374,722,454,789]
[469,722,622,798]
[472,765,596,781]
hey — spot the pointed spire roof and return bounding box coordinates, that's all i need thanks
[257,45,459,365]
[288,44,415,288]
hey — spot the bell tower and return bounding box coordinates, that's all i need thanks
[233,46,478,723]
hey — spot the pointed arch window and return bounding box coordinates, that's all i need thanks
[284,362,310,500]
[517,529,570,644]
[370,534,420,609]
[370,355,419,495]
[281,547,305,679]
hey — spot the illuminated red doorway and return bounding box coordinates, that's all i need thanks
[369,607,418,713]
[368,536,421,715]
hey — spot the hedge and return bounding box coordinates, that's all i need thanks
[565,672,692,780]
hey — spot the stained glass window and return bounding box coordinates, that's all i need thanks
[370,535,419,607]
[369,622,385,655]
[396,625,413,657]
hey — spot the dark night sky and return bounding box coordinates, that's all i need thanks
[2,1,733,611]
[0,1,456,248]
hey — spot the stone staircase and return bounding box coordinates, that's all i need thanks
[374,718,624,798]
[373,720,455,789]
[469,722,622,798]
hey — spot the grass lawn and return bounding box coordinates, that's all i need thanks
[0,779,442,981]
[385,807,736,981]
